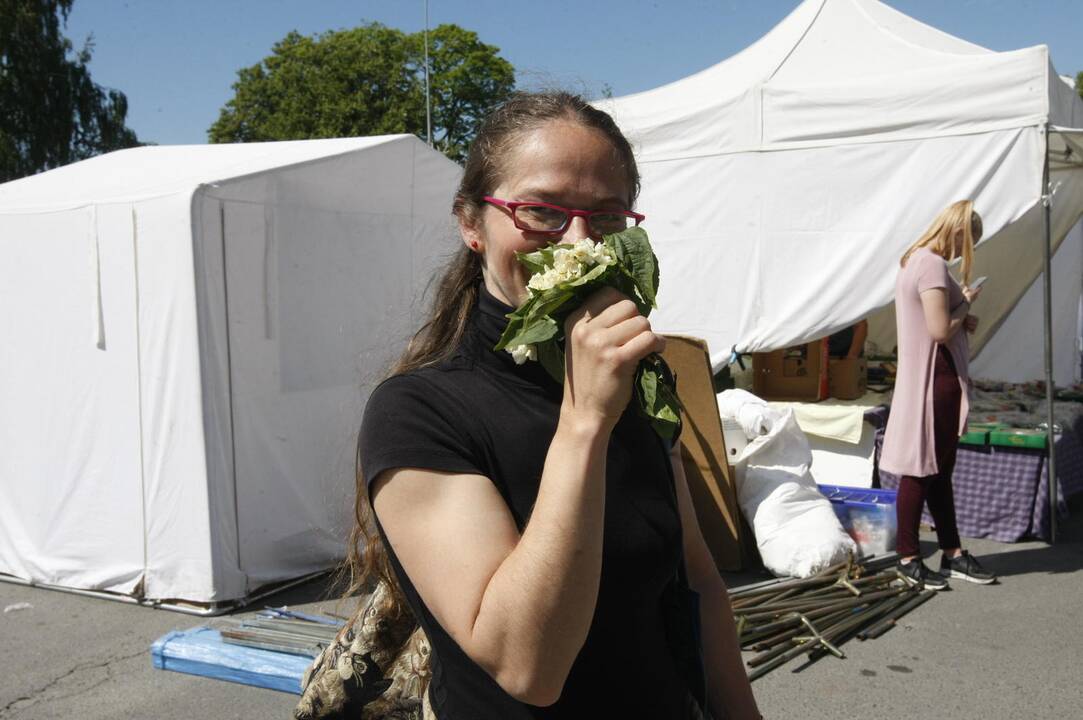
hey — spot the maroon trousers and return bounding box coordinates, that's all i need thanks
[895,345,964,557]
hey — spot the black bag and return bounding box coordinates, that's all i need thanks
[661,556,708,713]
[658,425,708,714]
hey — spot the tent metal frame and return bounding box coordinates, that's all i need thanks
[1042,124,1057,543]
[0,569,332,617]
[1041,123,1083,543]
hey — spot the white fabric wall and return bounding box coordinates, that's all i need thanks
[189,140,460,598]
[0,136,462,604]
[135,192,225,601]
[0,205,145,593]
[867,161,1083,364]
[599,0,1083,371]
[635,125,1042,363]
[970,219,1083,385]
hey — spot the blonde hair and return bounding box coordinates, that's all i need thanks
[900,199,983,285]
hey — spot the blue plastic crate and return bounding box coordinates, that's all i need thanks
[817,484,897,557]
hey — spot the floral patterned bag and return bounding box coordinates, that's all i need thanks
[294,580,435,720]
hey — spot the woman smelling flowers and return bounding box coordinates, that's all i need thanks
[350,92,761,719]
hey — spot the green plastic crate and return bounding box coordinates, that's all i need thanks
[988,428,1048,450]
[959,422,1004,446]
[959,429,989,446]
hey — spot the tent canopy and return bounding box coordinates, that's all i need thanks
[599,0,1083,370]
[0,135,462,606]
[0,137,402,210]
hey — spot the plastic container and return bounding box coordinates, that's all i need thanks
[959,421,1004,447]
[959,429,989,446]
[988,428,1048,450]
[817,484,897,557]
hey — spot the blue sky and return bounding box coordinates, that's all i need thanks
[64,0,1083,146]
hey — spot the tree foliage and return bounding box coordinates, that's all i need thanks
[1077,71,1083,101]
[0,0,140,182]
[209,23,515,163]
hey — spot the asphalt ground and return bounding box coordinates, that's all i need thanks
[2,497,1081,720]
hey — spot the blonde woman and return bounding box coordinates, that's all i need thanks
[880,200,997,589]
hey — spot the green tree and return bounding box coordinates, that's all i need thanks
[0,0,140,182]
[1076,71,1083,101]
[209,23,515,163]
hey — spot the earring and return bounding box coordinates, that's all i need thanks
[470,240,479,251]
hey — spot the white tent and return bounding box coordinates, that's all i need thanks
[968,73,1083,386]
[598,0,1083,370]
[0,136,461,609]
[971,219,1082,386]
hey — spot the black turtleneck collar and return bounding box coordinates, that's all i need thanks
[465,283,562,393]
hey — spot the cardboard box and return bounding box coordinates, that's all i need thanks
[828,356,867,400]
[661,335,746,571]
[751,340,829,401]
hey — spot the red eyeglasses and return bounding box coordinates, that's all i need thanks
[483,196,645,238]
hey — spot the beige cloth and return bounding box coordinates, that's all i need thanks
[768,391,885,445]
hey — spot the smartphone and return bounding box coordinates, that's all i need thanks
[969,276,987,291]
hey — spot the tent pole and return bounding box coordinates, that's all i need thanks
[424,0,433,148]
[1042,124,1057,544]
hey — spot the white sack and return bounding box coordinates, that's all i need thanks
[716,388,774,438]
[730,405,857,577]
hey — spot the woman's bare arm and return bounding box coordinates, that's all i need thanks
[847,319,868,358]
[919,288,968,342]
[371,289,664,706]
[372,418,608,706]
[669,446,761,719]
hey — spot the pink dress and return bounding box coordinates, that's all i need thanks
[880,248,970,478]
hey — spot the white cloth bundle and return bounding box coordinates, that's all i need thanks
[716,388,773,439]
[721,398,857,577]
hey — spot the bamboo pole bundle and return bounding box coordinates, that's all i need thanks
[732,558,938,681]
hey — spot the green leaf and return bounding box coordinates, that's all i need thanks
[568,261,614,288]
[604,269,652,317]
[634,355,683,441]
[637,363,659,412]
[501,315,560,349]
[526,291,577,328]
[607,227,659,311]
[515,249,551,276]
[536,340,565,383]
[494,299,537,349]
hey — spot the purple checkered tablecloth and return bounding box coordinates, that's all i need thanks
[1055,414,1083,498]
[875,407,1083,543]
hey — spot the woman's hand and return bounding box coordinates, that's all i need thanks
[561,286,666,431]
[965,314,979,334]
[962,284,983,306]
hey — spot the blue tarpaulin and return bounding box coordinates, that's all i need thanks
[151,627,311,694]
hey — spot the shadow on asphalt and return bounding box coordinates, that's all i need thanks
[918,494,1083,578]
[259,495,1083,604]
[974,541,1083,577]
[232,570,355,617]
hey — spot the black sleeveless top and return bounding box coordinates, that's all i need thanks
[358,285,690,718]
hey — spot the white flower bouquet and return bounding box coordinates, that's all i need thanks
[494,227,682,440]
